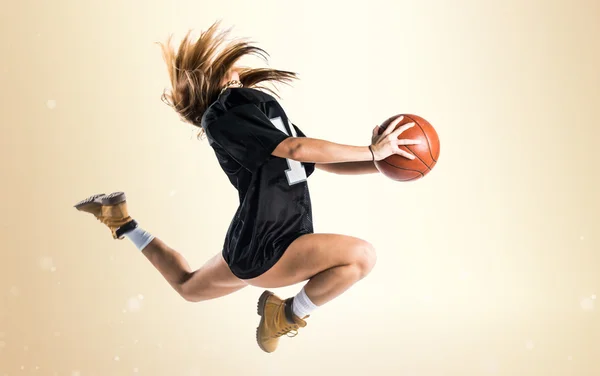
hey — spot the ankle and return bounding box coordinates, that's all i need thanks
[284,298,297,323]
[115,219,138,238]
[124,225,155,251]
[290,287,318,319]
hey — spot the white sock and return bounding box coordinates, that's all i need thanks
[124,227,155,251]
[292,287,318,319]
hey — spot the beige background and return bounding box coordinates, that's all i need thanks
[1,0,599,375]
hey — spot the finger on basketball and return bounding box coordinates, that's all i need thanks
[397,138,421,146]
[382,116,403,136]
[389,115,405,129]
[397,150,415,160]
[393,122,415,137]
[372,125,380,138]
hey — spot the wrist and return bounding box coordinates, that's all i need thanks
[368,144,383,161]
[368,145,376,161]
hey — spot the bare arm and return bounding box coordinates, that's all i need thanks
[272,117,421,174]
[315,161,379,175]
[272,137,374,164]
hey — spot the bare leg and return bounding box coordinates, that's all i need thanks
[72,192,246,302]
[251,233,376,353]
[245,233,376,306]
[142,237,247,302]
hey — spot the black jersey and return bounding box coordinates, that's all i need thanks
[201,88,315,279]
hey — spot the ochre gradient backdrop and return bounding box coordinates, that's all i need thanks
[1,0,599,375]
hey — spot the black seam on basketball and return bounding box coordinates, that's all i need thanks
[390,173,423,182]
[380,154,427,173]
[381,159,424,176]
[404,115,436,163]
[405,146,431,171]
[394,175,423,182]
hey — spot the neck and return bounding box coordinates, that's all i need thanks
[220,79,243,94]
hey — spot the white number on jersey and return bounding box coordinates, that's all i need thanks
[270,117,308,185]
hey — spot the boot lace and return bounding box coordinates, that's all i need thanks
[274,326,299,338]
[272,306,299,338]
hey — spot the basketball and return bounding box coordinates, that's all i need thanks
[374,114,440,182]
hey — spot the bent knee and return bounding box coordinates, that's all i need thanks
[179,286,203,302]
[349,239,377,279]
[178,278,209,303]
[181,293,203,303]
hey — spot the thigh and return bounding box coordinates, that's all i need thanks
[198,252,248,289]
[244,233,373,288]
[182,252,248,301]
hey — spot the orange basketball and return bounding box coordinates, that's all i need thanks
[374,114,440,182]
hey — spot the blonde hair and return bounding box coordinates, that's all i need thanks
[159,21,298,137]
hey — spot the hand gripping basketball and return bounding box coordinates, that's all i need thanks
[371,114,441,182]
[370,115,421,161]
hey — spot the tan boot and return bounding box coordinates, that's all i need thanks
[256,290,307,353]
[74,192,137,239]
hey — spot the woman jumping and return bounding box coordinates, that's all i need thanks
[74,22,420,353]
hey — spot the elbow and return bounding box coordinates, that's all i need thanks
[276,137,306,161]
[288,140,305,161]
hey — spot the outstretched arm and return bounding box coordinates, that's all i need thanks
[272,116,420,174]
[272,137,374,163]
[314,161,379,175]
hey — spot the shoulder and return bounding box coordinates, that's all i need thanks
[202,88,277,130]
[222,87,277,106]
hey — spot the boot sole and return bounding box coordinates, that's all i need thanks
[256,290,274,353]
[73,192,126,209]
[73,193,105,210]
[102,192,127,205]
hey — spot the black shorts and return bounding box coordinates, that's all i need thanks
[223,231,310,280]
